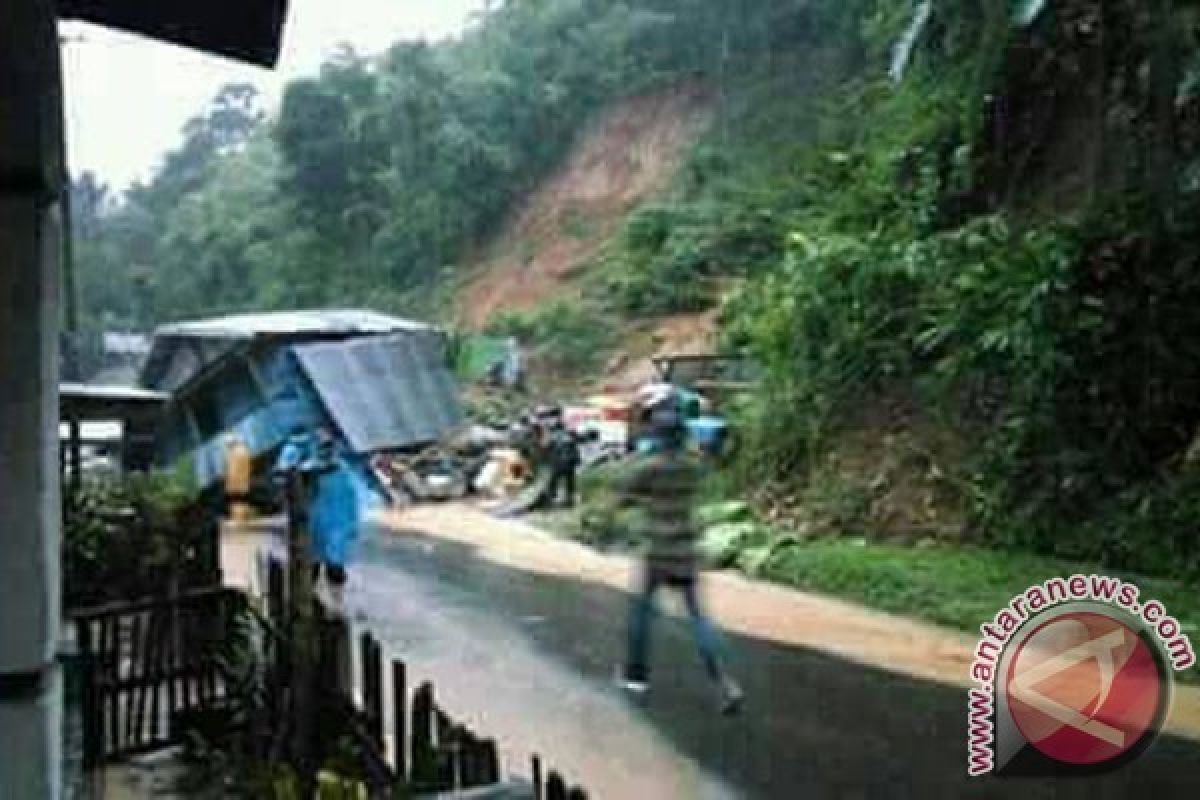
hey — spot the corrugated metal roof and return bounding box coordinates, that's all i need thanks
[155,309,431,339]
[142,309,435,391]
[60,383,168,403]
[292,332,464,454]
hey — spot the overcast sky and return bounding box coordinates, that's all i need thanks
[61,0,484,190]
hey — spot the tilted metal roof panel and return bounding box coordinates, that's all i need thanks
[290,332,463,454]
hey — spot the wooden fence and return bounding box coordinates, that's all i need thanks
[75,564,590,798]
[74,585,246,768]
[263,556,515,796]
[75,468,590,799]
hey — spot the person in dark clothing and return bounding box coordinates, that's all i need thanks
[618,399,744,714]
[545,422,582,508]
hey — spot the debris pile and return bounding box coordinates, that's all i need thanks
[368,352,756,516]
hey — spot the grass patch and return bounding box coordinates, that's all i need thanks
[536,466,1200,682]
[763,538,1200,681]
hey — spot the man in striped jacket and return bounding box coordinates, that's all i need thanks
[618,399,744,714]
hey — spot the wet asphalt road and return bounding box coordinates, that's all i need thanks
[352,522,1200,799]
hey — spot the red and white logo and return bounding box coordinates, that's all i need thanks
[969,578,1192,776]
[1005,611,1165,767]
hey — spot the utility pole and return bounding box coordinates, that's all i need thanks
[62,164,83,500]
[0,0,65,797]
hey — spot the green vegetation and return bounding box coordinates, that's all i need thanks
[63,468,211,608]
[763,539,1200,641]
[595,204,740,315]
[517,1,1200,633]
[71,0,829,336]
[487,300,615,375]
[576,0,1200,586]
[73,2,1200,621]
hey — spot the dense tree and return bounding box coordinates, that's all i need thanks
[67,0,1200,577]
[73,0,821,329]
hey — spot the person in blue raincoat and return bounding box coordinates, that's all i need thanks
[303,428,360,591]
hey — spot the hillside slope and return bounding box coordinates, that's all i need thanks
[459,84,714,330]
[449,3,1200,585]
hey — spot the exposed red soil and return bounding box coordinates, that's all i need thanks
[459,83,715,329]
[601,309,722,393]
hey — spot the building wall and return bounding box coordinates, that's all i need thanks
[0,1,64,795]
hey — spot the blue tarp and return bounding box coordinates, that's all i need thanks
[308,460,361,567]
[272,438,363,566]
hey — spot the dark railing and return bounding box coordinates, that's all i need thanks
[74,585,245,768]
[531,755,591,800]
[262,556,510,796]
[75,500,590,798]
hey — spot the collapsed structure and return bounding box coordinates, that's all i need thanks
[140,309,464,494]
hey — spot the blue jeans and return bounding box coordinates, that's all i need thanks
[626,566,723,683]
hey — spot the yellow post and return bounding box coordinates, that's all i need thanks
[225,436,254,522]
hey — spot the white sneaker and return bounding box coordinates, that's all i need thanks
[614,667,650,700]
[328,583,346,610]
[315,581,346,617]
[719,677,745,716]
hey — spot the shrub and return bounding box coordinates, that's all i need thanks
[699,521,768,568]
[599,200,783,316]
[726,215,1079,531]
[487,300,614,374]
[63,468,214,608]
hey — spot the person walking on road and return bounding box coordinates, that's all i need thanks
[618,398,744,714]
[305,427,361,607]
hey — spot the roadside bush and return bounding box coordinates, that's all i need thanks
[727,191,1200,580]
[1031,470,1200,583]
[487,300,614,374]
[63,468,214,609]
[724,227,924,476]
[699,521,768,568]
[726,213,1081,537]
[570,459,636,547]
[599,201,783,317]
